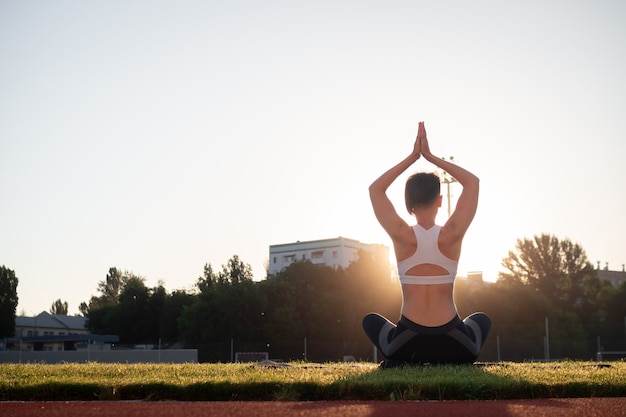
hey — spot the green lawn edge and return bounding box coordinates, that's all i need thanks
[1,361,625,401]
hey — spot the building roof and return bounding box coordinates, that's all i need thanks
[15,311,87,331]
[269,236,381,253]
[597,268,626,287]
[4,333,118,343]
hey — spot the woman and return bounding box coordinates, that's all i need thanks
[363,121,491,367]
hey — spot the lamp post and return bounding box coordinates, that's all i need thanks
[440,156,457,218]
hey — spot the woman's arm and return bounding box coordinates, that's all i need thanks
[369,125,421,241]
[419,122,479,238]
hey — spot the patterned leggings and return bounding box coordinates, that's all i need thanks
[362,312,491,366]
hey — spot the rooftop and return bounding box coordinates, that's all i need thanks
[15,311,87,331]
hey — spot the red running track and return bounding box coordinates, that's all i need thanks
[1,398,625,417]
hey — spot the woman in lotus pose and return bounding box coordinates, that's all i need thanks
[363,121,491,367]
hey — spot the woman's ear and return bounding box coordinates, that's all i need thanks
[437,195,443,207]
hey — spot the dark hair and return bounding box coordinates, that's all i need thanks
[405,172,441,213]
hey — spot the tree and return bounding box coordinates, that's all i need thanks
[78,302,89,317]
[457,278,589,360]
[219,255,254,285]
[196,263,218,293]
[84,268,142,316]
[499,233,596,311]
[159,289,195,344]
[344,249,401,323]
[496,233,605,358]
[603,281,626,322]
[269,260,342,341]
[0,265,19,338]
[85,267,194,346]
[50,299,69,315]
[179,256,260,361]
[85,268,143,336]
[117,276,151,343]
[595,281,626,351]
[195,256,253,292]
[96,267,127,303]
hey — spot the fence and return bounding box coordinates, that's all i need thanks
[190,337,374,363]
[478,317,626,362]
[4,318,622,364]
[188,317,626,363]
[0,349,198,364]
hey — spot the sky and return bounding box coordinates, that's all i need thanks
[1,1,625,316]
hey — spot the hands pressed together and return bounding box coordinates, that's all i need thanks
[413,121,432,159]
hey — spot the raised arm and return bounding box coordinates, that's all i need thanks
[419,122,479,238]
[368,125,421,241]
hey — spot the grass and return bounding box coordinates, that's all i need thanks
[1,361,625,401]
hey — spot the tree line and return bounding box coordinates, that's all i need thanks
[80,253,398,362]
[455,234,626,360]
[2,233,625,362]
[81,233,625,362]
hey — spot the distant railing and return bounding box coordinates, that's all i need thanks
[596,351,626,362]
[0,349,198,364]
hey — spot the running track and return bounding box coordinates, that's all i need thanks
[2,398,625,417]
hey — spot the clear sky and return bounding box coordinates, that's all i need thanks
[2,1,625,316]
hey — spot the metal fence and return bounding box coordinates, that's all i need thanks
[0,349,198,364]
[189,318,626,363]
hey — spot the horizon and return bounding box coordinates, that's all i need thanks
[13,250,626,318]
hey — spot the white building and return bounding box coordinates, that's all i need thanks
[268,236,389,276]
[596,263,626,288]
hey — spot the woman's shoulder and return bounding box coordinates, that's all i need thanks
[393,224,418,261]
[437,222,464,259]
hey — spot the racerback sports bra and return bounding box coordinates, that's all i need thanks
[397,224,458,285]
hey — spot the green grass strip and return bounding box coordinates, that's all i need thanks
[1,361,625,401]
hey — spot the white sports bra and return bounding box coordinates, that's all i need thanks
[397,224,458,285]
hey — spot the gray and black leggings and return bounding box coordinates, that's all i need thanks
[362,312,491,366]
